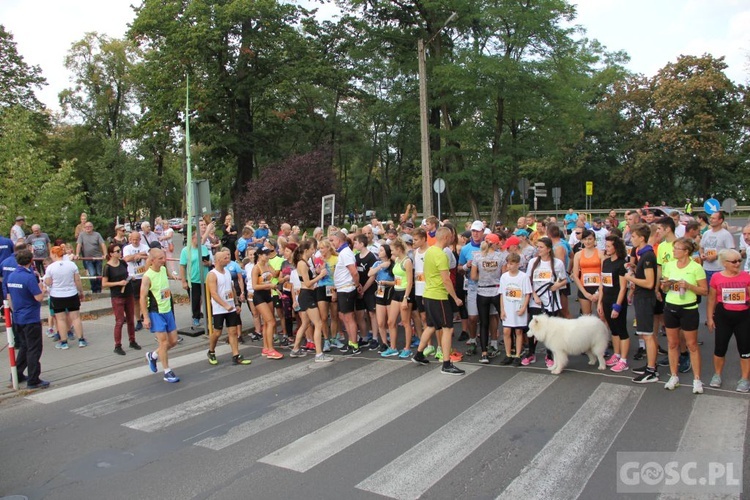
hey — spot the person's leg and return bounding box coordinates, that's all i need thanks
[15,324,29,380]
[666,327,681,376]
[190,282,202,321]
[25,324,43,384]
[69,310,84,340]
[93,260,103,293]
[477,294,491,355]
[112,297,125,347]
[306,307,324,354]
[125,295,136,343]
[227,325,242,356]
[683,329,701,379]
[82,260,96,291]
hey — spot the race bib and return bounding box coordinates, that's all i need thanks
[160,288,171,300]
[534,270,552,282]
[722,288,746,304]
[582,273,601,286]
[223,291,232,301]
[705,249,717,259]
[601,273,613,287]
[375,284,385,298]
[415,273,425,282]
[395,276,403,288]
[136,265,147,275]
[505,286,523,301]
[326,285,334,297]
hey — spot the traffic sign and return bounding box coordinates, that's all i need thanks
[703,198,720,214]
[535,189,547,197]
[585,181,593,196]
[433,177,446,194]
[518,178,530,195]
[721,198,737,214]
[534,182,545,188]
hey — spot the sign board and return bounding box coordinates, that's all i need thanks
[703,198,720,214]
[585,181,593,196]
[535,189,547,197]
[721,198,737,214]
[433,177,446,194]
[518,178,530,196]
[321,194,335,228]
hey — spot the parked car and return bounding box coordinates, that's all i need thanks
[648,207,693,224]
[168,218,184,232]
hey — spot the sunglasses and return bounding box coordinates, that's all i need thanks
[725,259,741,264]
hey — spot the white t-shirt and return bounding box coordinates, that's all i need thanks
[675,224,686,238]
[244,262,255,293]
[592,228,608,251]
[334,246,356,292]
[44,260,79,297]
[413,247,427,296]
[161,227,174,251]
[499,270,532,327]
[701,228,735,272]
[123,242,151,279]
[527,257,567,313]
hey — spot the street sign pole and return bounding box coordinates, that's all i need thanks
[433,178,445,220]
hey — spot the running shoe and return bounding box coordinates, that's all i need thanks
[232,354,252,365]
[658,346,667,355]
[709,374,722,388]
[479,354,490,364]
[347,342,361,355]
[129,341,142,350]
[692,379,703,394]
[339,342,349,353]
[610,359,629,373]
[449,351,463,363]
[435,348,443,361]
[441,363,465,376]
[26,380,50,389]
[368,339,380,351]
[358,338,369,348]
[633,347,645,360]
[398,349,412,359]
[736,379,750,393]
[512,356,523,367]
[207,350,218,365]
[266,349,284,360]
[487,346,498,358]
[314,353,334,363]
[411,352,430,366]
[261,348,271,357]
[632,370,659,384]
[657,355,670,367]
[136,320,144,331]
[192,319,202,327]
[631,365,648,375]
[545,358,554,368]
[465,344,477,356]
[381,348,399,358]
[664,375,680,390]
[323,339,331,352]
[423,345,436,357]
[378,343,388,353]
[163,370,180,383]
[457,331,469,342]
[68,331,76,341]
[177,335,184,344]
[305,341,317,352]
[78,338,88,348]
[332,338,345,349]
[520,355,536,366]
[50,333,61,342]
[46,328,56,338]
[605,355,621,367]
[290,349,306,358]
[114,345,126,356]
[465,338,477,346]
[410,337,420,348]
[499,355,514,366]
[678,353,691,373]
[146,352,157,372]
[55,342,69,350]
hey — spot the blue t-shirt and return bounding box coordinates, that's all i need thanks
[253,228,269,248]
[564,213,578,230]
[236,237,250,257]
[1,254,18,299]
[374,260,395,282]
[0,236,13,264]
[458,240,482,285]
[225,260,244,280]
[7,265,42,324]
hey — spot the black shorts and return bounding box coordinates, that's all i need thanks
[633,292,656,335]
[298,289,317,312]
[414,295,425,312]
[424,297,453,329]
[561,282,571,297]
[338,290,356,314]
[653,296,665,315]
[663,302,699,331]
[132,279,142,299]
[253,289,273,306]
[273,294,282,309]
[50,294,81,313]
[577,285,599,300]
[213,311,240,329]
[392,289,406,303]
[355,289,376,312]
[375,285,393,307]
[316,285,333,303]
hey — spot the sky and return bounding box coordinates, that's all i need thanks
[2,0,749,112]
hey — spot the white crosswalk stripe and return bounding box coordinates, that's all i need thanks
[498,383,645,499]
[257,365,479,472]
[356,372,556,500]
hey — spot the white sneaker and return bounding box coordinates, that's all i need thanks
[314,353,334,363]
[664,375,680,391]
[692,379,704,394]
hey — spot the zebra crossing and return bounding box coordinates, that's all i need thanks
[23,352,749,499]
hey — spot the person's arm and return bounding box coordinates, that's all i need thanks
[140,276,151,328]
[626,265,655,289]
[74,272,84,298]
[99,238,107,258]
[347,263,359,287]
[75,242,82,259]
[499,290,506,320]
[571,252,585,293]
[403,258,413,298]
[440,269,462,305]
[470,259,479,281]
[706,284,717,332]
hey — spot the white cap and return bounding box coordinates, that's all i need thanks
[470,220,483,232]
[341,228,349,235]
[483,228,490,235]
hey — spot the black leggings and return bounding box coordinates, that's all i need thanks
[477,294,501,352]
[188,282,203,320]
[713,303,750,358]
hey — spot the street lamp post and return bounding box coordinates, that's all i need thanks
[418,12,457,218]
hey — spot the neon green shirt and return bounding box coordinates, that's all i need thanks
[423,246,449,300]
[662,260,706,308]
[657,240,674,266]
[144,267,172,313]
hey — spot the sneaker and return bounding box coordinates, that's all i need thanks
[163,370,180,383]
[332,338,345,349]
[261,348,271,357]
[423,345,436,357]
[633,347,645,361]
[465,344,477,356]
[177,335,184,344]
[709,374,722,388]
[678,353,691,373]
[458,331,469,342]
[46,328,56,338]
[610,359,629,373]
[146,352,158,372]
[304,341,317,352]
[632,370,659,384]
[323,339,331,352]
[346,342,362,355]
[736,379,750,393]
[692,379,704,394]
[78,338,88,348]
[250,332,262,342]
[435,348,443,361]
[315,353,334,363]
[368,339,380,351]
[465,338,477,346]
[657,355,670,367]
[606,355,621,367]
[232,354,251,365]
[449,351,463,362]
[192,319,202,327]
[398,349,413,359]
[381,348,399,358]
[479,354,490,364]
[512,356,523,367]
[278,337,291,347]
[410,337,420,348]
[631,365,648,375]
[55,342,69,350]
[67,330,76,341]
[521,355,536,366]
[487,346,498,358]
[50,333,61,342]
[27,379,50,389]
[114,345,126,356]
[339,342,349,353]
[658,346,667,355]
[499,355,513,366]
[129,341,142,350]
[664,375,680,390]
[411,352,430,366]
[378,343,388,353]
[207,351,218,365]
[545,358,554,368]
[441,363,466,376]
[290,349,306,358]
[266,349,284,360]
[358,338,369,348]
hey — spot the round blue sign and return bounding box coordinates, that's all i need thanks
[703,198,720,214]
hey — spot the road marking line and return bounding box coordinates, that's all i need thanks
[195,361,403,450]
[498,382,644,499]
[258,365,478,472]
[356,372,555,500]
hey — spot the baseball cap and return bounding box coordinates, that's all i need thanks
[404,221,414,228]
[514,229,529,238]
[503,236,521,249]
[470,220,483,232]
[401,234,413,244]
[485,233,501,245]
[461,230,471,239]
[15,216,25,221]
[494,220,503,227]
[257,247,272,255]
[593,218,602,223]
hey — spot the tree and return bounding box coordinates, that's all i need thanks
[0,25,46,111]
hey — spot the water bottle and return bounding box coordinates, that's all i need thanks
[679,282,686,298]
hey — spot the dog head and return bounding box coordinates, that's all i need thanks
[527,314,549,341]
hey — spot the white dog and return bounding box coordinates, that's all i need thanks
[527,314,608,374]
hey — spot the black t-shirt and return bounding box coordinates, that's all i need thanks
[633,248,656,295]
[103,261,133,298]
[601,257,626,302]
[356,251,378,295]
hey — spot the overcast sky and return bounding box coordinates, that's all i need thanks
[2,0,749,112]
